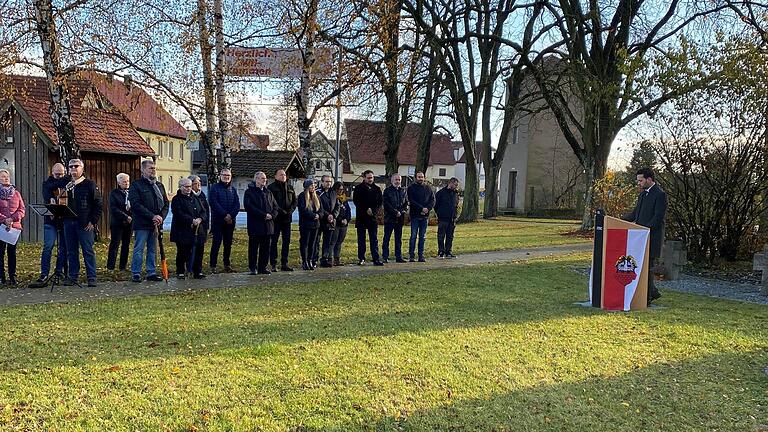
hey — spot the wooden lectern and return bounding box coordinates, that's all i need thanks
[589,212,650,311]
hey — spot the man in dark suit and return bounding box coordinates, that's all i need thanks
[623,167,667,305]
[353,170,383,266]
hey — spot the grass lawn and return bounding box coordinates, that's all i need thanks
[11,217,587,285]
[1,255,766,431]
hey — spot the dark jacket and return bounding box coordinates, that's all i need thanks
[383,185,408,225]
[65,178,103,229]
[109,188,132,228]
[407,182,435,220]
[128,177,170,231]
[244,183,279,236]
[208,182,240,223]
[268,180,297,224]
[353,182,382,228]
[337,200,352,229]
[42,175,69,226]
[319,188,340,231]
[192,190,210,235]
[435,187,459,222]
[170,191,207,245]
[623,183,667,258]
[298,191,321,229]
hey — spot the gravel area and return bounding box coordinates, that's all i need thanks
[658,274,768,305]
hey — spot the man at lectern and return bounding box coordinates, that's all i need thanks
[623,167,667,305]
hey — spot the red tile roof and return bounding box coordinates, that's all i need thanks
[239,132,269,150]
[344,119,455,167]
[80,71,188,139]
[1,74,155,156]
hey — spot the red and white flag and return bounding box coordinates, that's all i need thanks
[602,228,649,311]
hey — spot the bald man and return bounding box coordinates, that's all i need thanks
[30,163,69,288]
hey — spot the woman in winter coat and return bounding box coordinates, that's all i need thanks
[297,179,321,270]
[332,181,351,266]
[170,178,207,278]
[0,169,25,285]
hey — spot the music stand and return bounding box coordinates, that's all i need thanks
[30,204,78,291]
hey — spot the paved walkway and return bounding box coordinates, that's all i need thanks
[0,243,592,307]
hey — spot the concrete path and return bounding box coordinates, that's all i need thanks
[0,243,592,307]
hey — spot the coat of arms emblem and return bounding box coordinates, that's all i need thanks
[613,255,638,285]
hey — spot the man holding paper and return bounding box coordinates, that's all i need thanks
[0,169,25,286]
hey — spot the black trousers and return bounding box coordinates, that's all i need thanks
[437,221,456,255]
[321,228,336,260]
[0,242,17,280]
[357,225,380,262]
[270,221,291,267]
[382,223,403,260]
[300,227,319,263]
[333,226,348,258]
[177,241,205,275]
[210,223,235,268]
[648,256,661,300]
[248,234,271,272]
[107,224,132,270]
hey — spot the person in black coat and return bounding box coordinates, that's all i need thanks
[170,178,207,278]
[353,170,383,266]
[61,158,103,287]
[268,169,297,272]
[29,163,68,288]
[128,160,169,283]
[623,167,667,305]
[298,179,321,270]
[435,178,460,259]
[107,173,132,271]
[244,171,279,275]
[332,181,351,266]
[382,173,408,263]
[188,175,210,279]
[407,171,435,262]
[318,175,340,267]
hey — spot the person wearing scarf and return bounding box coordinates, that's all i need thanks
[107,173,132,271]
[0,169,25,286]
[62,159,103,287]
[170,178,206,278]
[187,175,210,279]
[332,181,351,266]
[128,159,169,283]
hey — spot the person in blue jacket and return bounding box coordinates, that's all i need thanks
[208,168,240,273]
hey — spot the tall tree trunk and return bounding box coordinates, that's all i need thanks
[33,0,79,162]
[213,0,230,170]
[460,157,479,223]
[383,84,400,176]
[416,53,440,174]
[297,0,318,178]
[197,0,218,181]
[483,165,502,218]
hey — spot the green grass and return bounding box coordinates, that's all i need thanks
[1,255,766,431]
[11,217,586,284]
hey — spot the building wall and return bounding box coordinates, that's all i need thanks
[499,119,531,211]
[140,131,192,196]
[344,163,455,185]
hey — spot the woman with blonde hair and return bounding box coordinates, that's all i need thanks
[0,169,25,285]
[297,179,321,270]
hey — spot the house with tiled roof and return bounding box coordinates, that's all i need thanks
[228,149,305,200]
[341,119,456,187]
[0,74,155,242]
[81,71,192,196]
[309,131,342,180]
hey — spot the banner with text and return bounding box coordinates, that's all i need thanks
[223,47,334,78]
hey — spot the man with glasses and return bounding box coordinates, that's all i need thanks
[353,170,383,266]
[29,163,69,288]
[62,159,102,287]
[208,168,240,273]
[129,160,169,283]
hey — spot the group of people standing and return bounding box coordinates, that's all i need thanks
[18,160,459,288]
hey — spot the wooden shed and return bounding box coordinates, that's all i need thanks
[0,74,155,242]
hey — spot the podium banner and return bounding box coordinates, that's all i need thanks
[603,228,649,311]
[588,215,650,311]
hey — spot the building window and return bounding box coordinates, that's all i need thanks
[169,176,173,191]
[325,160,331,170]
[159,175,163,186]
[315,160,321,169]
[168,140,174,159]
[439,168,446,177]
[179,143,184,161]
[512,126,519,144]
[158,140,164,158]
